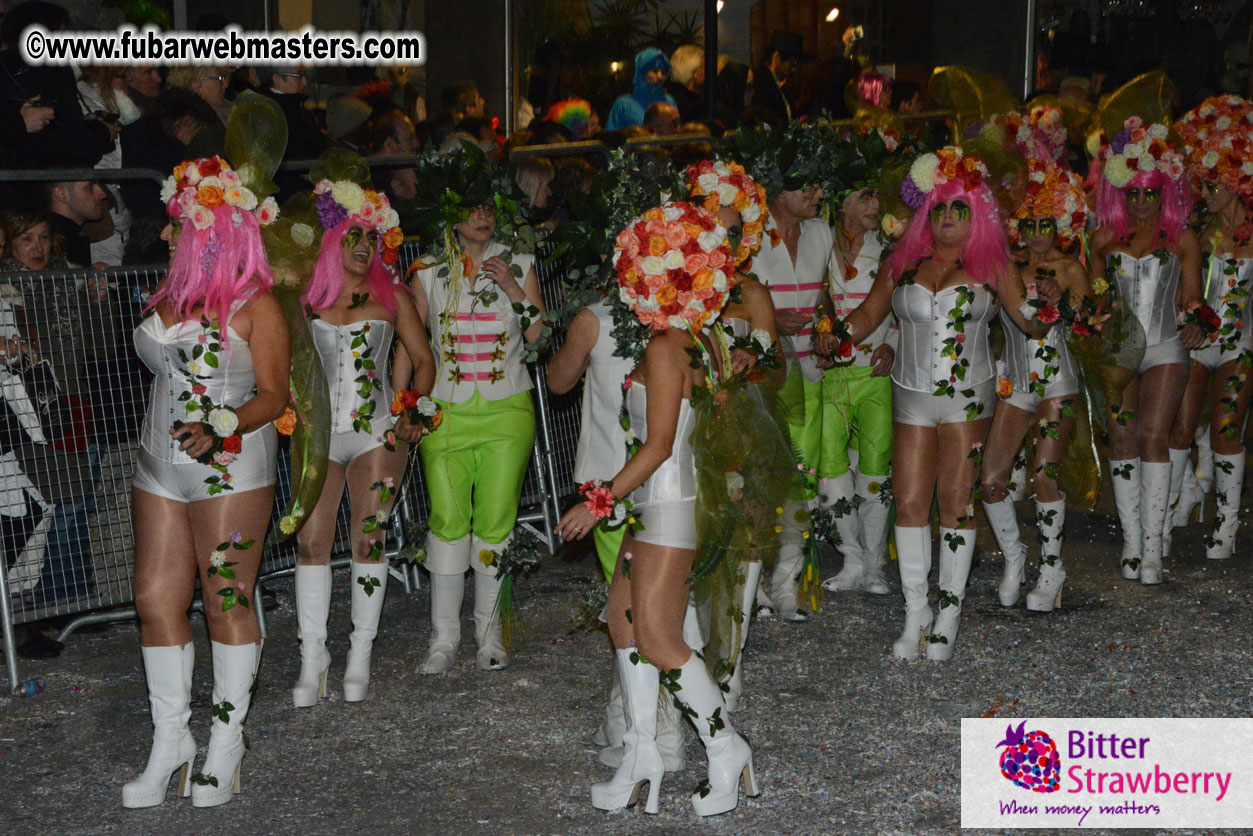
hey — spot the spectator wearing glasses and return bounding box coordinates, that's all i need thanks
[168,65,233,128]
[665,44,706,123]
[262,65,329,199]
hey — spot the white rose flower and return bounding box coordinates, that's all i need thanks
[697,230,722,251]
[184,164,202,184]
[1019,301,1038,321]
[715,183,739,205]
[741,205,761,222]
[290,222,314,248]
[159,177,177,204]
[662,250,685,270]
[1136,154,1157,173]
[697,172,719,192]
[199,175,222,190]
[662,205,684,221]
[208,407,239,436]
[712,270,727,292]
[751,327,772,351]
[189,204,215,231]
[1243,162,1253,176]
[1202,150,1220,169]
[1216,116,1232,131]
[1148,123,1168,140]
[725,471,745,499]
[640,255,664,274]
[608,503,628,526]
[185,407,205,422]
[417,396,438,417]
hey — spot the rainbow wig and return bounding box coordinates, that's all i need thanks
[545,98,593,140]
[884,179,1010,289]
[303,218,402,314]
[153,156,276,328]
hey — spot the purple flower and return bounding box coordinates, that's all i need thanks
[230,531,242,543]
[316,192,349,230]
[1111,128,1132,155]
[901,175,926,210]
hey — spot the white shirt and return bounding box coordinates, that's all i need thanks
[755,216,835,382]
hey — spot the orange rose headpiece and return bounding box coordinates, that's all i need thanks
[1010,157,1089,247]
[1174,95,1253,207]
[683,159,770,269]
[612,201,735,332]
[162,155,278,230]
[901,146,989,209]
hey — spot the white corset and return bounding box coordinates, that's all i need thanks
[572,301,633,484]
[414,241,535,403]
[1201,253,1253,354]
[891,282,998,393]
[625,382,697,505]
[999,308,1079,391]
[134,304,261,463]
[311,318,396,434]
[1107,251,1181,348]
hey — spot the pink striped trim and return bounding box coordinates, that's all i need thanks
[786,350,814,359]
[771,283,824,293]
[795,328,813,337]
[455,352,496,362]
[453,312,500,322]
[832,292,869,300]
[457,371,498,382]
[454,332,501,343]
[777,306,817,314]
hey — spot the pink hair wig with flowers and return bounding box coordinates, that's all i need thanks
[883,179,1010,288]
[302,218,403,314]
[151,202,273,327]
[1092,163,1195,249]
[857,72,892,109]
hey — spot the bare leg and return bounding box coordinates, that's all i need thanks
[345,443,411,566]
[606,533,695,671]
[1136,364,1188,463]
[980,404,1034,503]
[1030,396,1078,504]
[936,418,991,527]
[1209,355,1253,457]
[1168,363,1209,450]
[295,462,347,567]
[132,489,199,648]
[188,487,275,646]
[892,424,938,527]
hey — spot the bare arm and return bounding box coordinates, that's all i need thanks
[1177,228,1206,350]
[547,307,598,395]
[392,274,430,393]
[393,289,435,396]
[843,262,896,343]
[998,263,1054,339]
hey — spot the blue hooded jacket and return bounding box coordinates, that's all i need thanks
[605,48,676,131]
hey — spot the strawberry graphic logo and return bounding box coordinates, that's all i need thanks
[996,721,1061,793]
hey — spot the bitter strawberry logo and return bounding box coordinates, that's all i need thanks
[997,721,1061,793]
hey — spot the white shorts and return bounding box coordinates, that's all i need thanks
[133,427,277,503]
[1138,338,1188,373]
[892,379,995,427]
[1003,379,1081,414]
[1192,343,1252,373]
[632,499,698,550]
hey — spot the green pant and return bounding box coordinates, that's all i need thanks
[420,390,535,544]
[777,364,823,500]
[592,523,625,584]
[820,365,893,478]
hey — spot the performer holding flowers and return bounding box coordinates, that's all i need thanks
[981,156,1090,612]
[290,175,435,707]
[1167,96,1253,560]
[557,201,760,817]
[124,152,290,808]
[1090,116,1203,584]
[409,146,544,674]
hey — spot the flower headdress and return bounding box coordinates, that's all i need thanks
[1174,95,1253,207]
[901,146,989,209]
[161,155,279,231]
[992,106,1066,162]
[613,201,734,332]
[1009,157,1089,247]
[313,179,403,265]
[683,160,769,269]
[1089,116,1186,189]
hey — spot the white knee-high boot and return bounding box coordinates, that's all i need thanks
[926,527,975,661]
[291,564,331,708]
[592,656,624,748]
[472,534,510,671]
[669,655,759,817]
[1198,425,1215,495]
[1162,447,1190,557]
[891,526,933,660]
[764,500,808,621]
[855,471,892,594]
[724,561,762,713]
[1139,461,1171,585]
[343,561,388,702]
[191,642,260,807]
[1206,451,1246,561]
[419,534,470,674]
[122,642,195,808]
[1110,458,1142,579]
[591,649,664,814]
[982,497,1027,607]
[1026,499,1066,612]
[818,473,863,592]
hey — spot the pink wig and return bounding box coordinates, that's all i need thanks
[302,219,403,314]
[150,203,273,329]
[1092,163,1195,249]
[857,72,892,109]
[883,180,1010,288]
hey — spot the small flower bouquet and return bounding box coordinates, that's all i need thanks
[1178,301,1222,342]
[578,479,638,532]
[389,389,443,433]
[478,526,544,649]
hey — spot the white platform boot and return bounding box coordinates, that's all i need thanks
[343,561,388,702]
[982,497,1027,607]
[724,560,762,713]
[1139,461,1171,585]
[591,649,664,814]
[818,473,863,592]
[291,564,331,708]
[855,471,892,594]
[1206,451,1245,561]
[472,535,510,671]
[762,500,808,621]
[891,526,933,660]
[122,642,195,808]
[592,657,624,748]
[1110,458,1142,579]
[926,527,975,661]
[1162,447,1190,557]
[191,642,260,807]
[419,533,469,674]
[1026,499,1066,612]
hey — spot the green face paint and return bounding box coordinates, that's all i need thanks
[1017,217,1057,236]
[930,199,971,222]
[343,226,380,250]
[1126,187,1161,205]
